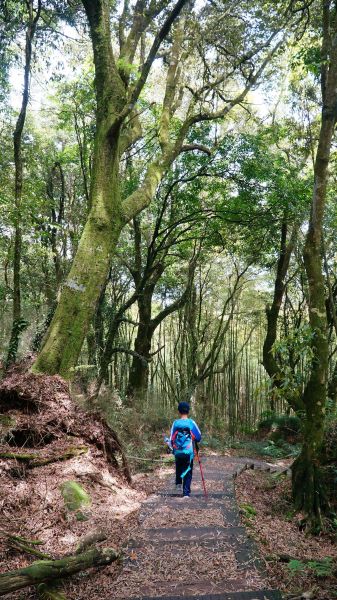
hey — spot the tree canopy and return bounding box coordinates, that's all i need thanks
[2,0,337,533]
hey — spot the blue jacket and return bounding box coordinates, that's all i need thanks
[170,417,201,457]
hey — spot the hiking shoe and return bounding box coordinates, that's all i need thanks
[182,495,190,500]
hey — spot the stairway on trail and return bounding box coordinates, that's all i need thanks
[110,456,283,600]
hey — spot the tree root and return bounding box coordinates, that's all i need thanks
[7,533,44,546]
[0,546,119,596]
[75,529,108,554]
[9,540,50,559]
[0,445,88,468]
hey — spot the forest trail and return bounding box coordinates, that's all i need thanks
[110,456,284,600]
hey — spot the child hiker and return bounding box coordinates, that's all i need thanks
[170,401,201,498]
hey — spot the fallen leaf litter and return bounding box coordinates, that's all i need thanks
[141,507,225,528]
[111,541,265,598]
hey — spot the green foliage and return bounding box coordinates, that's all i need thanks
[258,413,302,442]
[287,557,333,578]
[261,439,300,459]
[5,318,30,367]
[202,435,224,450]
[272,325,315,404]
[230,438,300,459]
[292,44,322,78]
[240,503,257,519]
[116,57,139,77]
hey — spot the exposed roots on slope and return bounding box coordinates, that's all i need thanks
[0,368,144,600]
[0,370,131,482]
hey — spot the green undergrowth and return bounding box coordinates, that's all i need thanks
[88,391,301,471]
[287,557,334,578]
[228,438,301,460]
[94,393,176,473]
[92,391,250,472]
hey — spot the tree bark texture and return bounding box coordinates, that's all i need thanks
[292,0,337,526]
[262,220,298,411]
[127,288,154,398]
[32,0,187,378]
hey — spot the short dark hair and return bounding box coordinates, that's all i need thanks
[178,401,190,414]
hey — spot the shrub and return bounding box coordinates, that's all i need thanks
[257,413,301,443]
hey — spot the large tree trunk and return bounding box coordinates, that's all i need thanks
[32,0,126,377]
[32,137,123,377]
[31,0,187,378]
[292,0,337,527]
[126,256,195,400]
[262,220,298,411]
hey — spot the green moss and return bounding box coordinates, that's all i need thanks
[75,511,90,522]
[0,414,16,427]
[60,481,91,512]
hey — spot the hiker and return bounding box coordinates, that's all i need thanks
[170,401,201,498]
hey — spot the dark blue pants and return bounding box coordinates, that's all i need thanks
[175,454,193,496]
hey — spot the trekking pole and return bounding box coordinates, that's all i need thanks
[195,442,207,499]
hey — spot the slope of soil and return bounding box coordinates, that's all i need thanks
[235,469,337,599]
[0,370,163,599]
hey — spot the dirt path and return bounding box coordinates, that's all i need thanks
[109,455,284,600]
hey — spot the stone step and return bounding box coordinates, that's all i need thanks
[138,526,246,542]
[116,591,282,600]
[158,492,235,499]
[138,498,240,525]
[132,528,259,563]
[139,508,240,528]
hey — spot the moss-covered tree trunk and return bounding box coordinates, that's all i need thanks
[292,0,337,526]
[0,547,119,595]
[32,0,126,377]
[31,0,188,378]
[32,136,124,377]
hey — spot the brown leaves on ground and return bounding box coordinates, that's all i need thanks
[111,541,265,598]
[141,506,225,528]
[0,370,130,474]
[0,370,149,599]
[235,469,337,599]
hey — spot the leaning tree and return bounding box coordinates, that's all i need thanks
[31,0,308,378]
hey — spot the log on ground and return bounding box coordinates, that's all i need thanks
[0,546,119,596]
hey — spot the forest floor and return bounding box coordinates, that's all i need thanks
[2,446,336,599]
[1,372,336,599]
[235,468,337,599]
